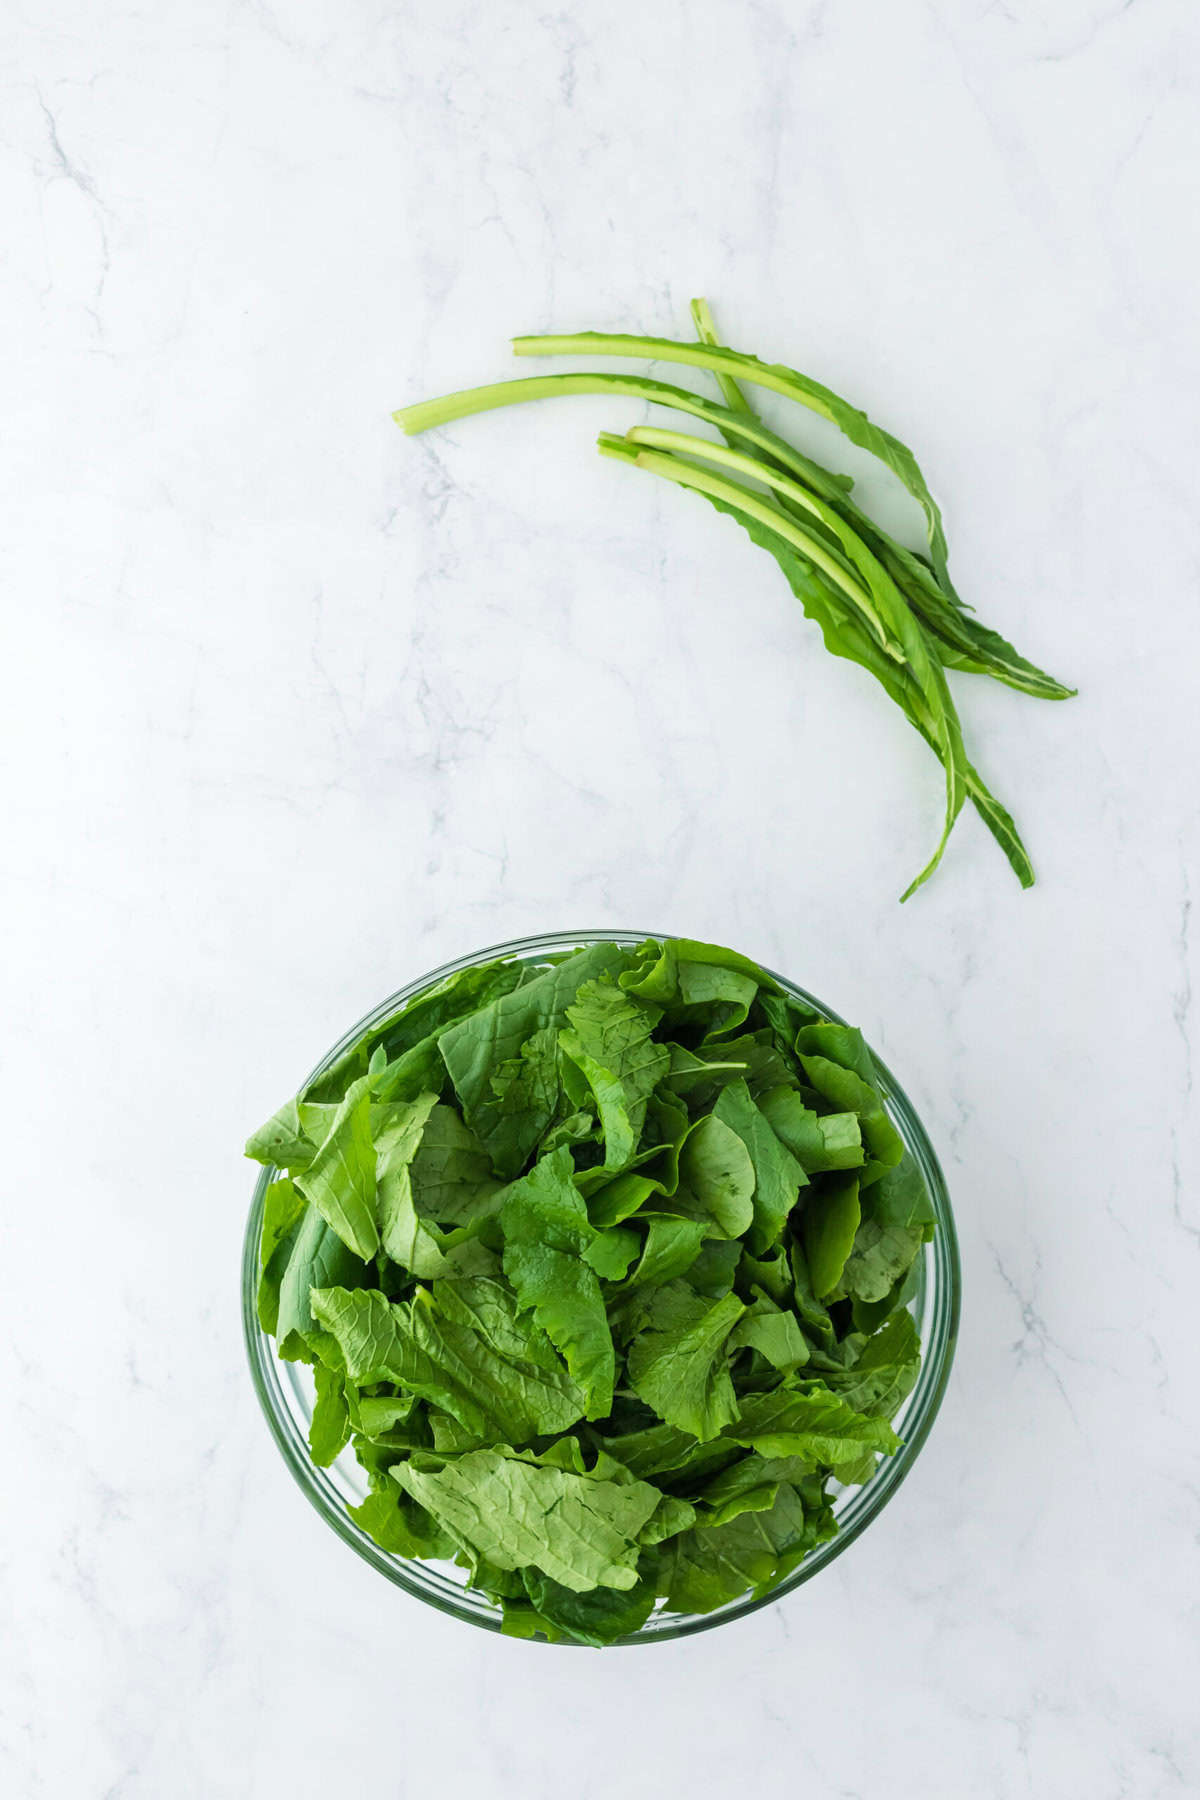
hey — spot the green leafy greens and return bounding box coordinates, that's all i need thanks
[248,937,936,1643]
[393,301,1074,899]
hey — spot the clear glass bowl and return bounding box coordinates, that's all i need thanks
[242,930,960,1645]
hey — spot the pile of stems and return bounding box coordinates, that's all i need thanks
[394,300,1073,898]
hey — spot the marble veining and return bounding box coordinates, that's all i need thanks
[2,1,1198,1794]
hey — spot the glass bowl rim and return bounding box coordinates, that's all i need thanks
[242,928,961,1645]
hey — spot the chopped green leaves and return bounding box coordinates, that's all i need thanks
[248,936,939,1643]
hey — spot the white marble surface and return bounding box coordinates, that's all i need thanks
[4,0,1198,1793]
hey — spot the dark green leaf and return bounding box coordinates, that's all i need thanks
[759,1085,864,1173]
[712,1080,805,1253]
[802,1173,862,1299]
[661,1483,817,1613]
[409,1104,502,1224]
[727,1387,899,1463]
[824,1310,921,1417]
[438,943,629,1133]
[559,978,669,1170]
[521,1568,657,1646]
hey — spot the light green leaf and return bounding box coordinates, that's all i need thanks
[352,1392,420,1440]
[598,1422,706,1479]
[797,1054,904,1170]
[842,1217,925,1303]
[850,1257,921,1335]
[539,1108,598,1156]
[583,1226,641,1281]
[470,1026,562,1178]
[793,1022,879,1083]
[585,1170,660,1227]
[687,1238,743,1298]
[394,1449,662,1592]
[375,1091,441,1272]
[245,1097,316,1172]
[308,1361,351,1466]
[674,1114,756,1237]
[348,1488,454,1559]
[307,955,531,1105]
[738,1244,792,1306]
[677,961,759,1039]
[500,1601,565,1641]
[729,1299,810,1372]
[294,1075,379,1259]
[668,1033,793,1106]
[727,1388,899,1463]
[639,1492,697,1545]
[378,1180,455,1280]
[755,1084,859,1176]
[866,1154,937,1232]
[618,936,777,1011]
[628,1285,746,1441]
[256,1177,306,1336]
[622,1215,708,1292]
[788,1236,837,1353]
[697,1453,815,1526]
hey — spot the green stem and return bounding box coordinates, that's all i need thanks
[627,426,830,528]
[596,433,903,663]
[514,331,839,422]
[623,426,938,676]
[394,372,849,506]
[513,329,959,599]
[690,298,755,417]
